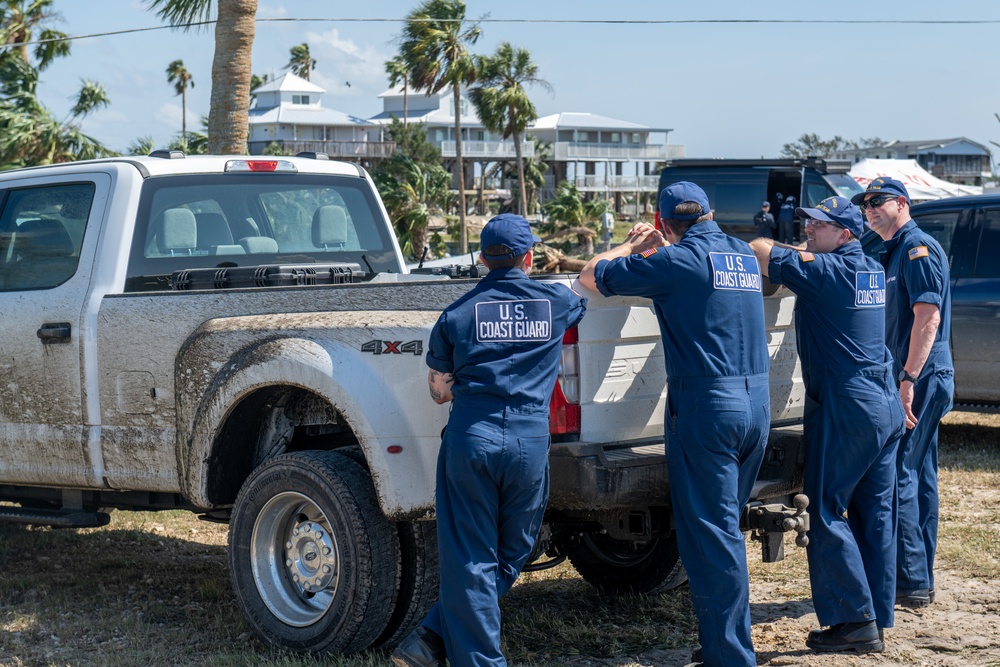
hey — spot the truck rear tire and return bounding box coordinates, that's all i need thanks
[566,531,687,595]
[371,519,439,650]
[228,450,400,654]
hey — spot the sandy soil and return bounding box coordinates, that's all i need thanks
[574,410,1000,667]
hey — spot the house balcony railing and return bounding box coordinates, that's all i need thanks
[248,140,396,159]
[439,140,534,159]
[553,142,686,161]
[573,175,661,192]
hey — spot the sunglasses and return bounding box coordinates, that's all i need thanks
[804,219,832,229]
[860,194,898,211]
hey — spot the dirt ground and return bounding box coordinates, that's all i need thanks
[0,412,995,667]
[570,410,1000,667]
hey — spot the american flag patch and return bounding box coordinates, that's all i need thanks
[908,245,929,260]
[640,248,657,258]
[798,251,815,262]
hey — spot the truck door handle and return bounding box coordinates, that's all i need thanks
[37,322,72,344]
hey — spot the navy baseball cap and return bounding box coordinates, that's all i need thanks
[850,177,909,205]
[659,181,710,221]
[796,196,864,238]
[479,213,541,257]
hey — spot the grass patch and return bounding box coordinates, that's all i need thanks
[501,562,696,664]
[0,412,995,665]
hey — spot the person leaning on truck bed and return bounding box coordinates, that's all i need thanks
[579,182,770,667]
[852,177,955,610]
[392,214,587,667]
[750,196,905,654]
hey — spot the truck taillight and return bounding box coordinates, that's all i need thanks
[224,159,298,173]
[549,327,580,436]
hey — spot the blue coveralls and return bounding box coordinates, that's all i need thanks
[420,266,587,667]
[880,220,954,595]
[594,220,770,667]
[769,243,905,629]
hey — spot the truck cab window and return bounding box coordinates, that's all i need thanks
[0,182,95,291]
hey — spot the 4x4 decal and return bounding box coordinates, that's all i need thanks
[361,340,423,355]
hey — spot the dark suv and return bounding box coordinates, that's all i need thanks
[861,194,1000,409]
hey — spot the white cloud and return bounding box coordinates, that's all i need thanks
[154,102,200,133]
[304,29,392,109]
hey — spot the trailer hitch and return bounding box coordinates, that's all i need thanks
[741,493,810,563]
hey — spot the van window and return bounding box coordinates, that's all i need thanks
[824,173,865,198]
[804,182,831,207]
[714,184,761,220]
[972,210,1000,277]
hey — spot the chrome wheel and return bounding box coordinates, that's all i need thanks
[251,491,341,627]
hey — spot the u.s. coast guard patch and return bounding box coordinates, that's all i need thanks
[908,245,929,260]
[475,299,552,342]
[709,252,761,292]
[855,271,886,307]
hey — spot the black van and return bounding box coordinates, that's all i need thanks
[658,157,865,239]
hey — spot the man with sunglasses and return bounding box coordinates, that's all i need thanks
[750,197,904,653]
[581,182,770,667]
[851,178,954,611]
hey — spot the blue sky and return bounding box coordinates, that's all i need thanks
[36,1,1000,162]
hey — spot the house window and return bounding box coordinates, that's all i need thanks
[611,133,620,143]
[292,95,310,105]
[449,97,470,117]
[632,133,641,144]
[476,131,485,141]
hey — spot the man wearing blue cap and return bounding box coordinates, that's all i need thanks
[751,197,905,653]
[392,213,587,667]
[852,178,954,610]
[580,182,769,667]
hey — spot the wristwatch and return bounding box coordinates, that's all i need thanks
[898,369,920,384]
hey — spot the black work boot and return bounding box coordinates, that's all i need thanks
[391,626,446,667]
[806,620,884,653]
[681,644,703,666]
[896,587,933,608]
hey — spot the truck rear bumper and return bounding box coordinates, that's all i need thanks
[547,424,804,511]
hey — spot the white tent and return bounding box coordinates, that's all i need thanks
[848,158,982,201]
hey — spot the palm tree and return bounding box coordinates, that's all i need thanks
[374,155,451,261]
[384,56,410,134]
[504,136,550,215]
[399,0,481,254]
[0,0,70,71]
[0,56,115,168]
[166,59,194,147]
[470,42,549,218]
[285,43,315,80]
[127,135,156,156]
[146,0,257,154]
[249,72,268,103]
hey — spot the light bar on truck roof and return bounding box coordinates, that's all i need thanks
[224,159,298,173]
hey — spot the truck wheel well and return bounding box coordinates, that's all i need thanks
[205,385,360,505]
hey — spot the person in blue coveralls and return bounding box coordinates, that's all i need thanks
[750,196,905,653]
[392,213,587,667]
[777,194,798,243]
[579,182,770,667]
[852,177,954,610]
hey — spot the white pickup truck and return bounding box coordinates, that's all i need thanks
[0,154,808,656]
